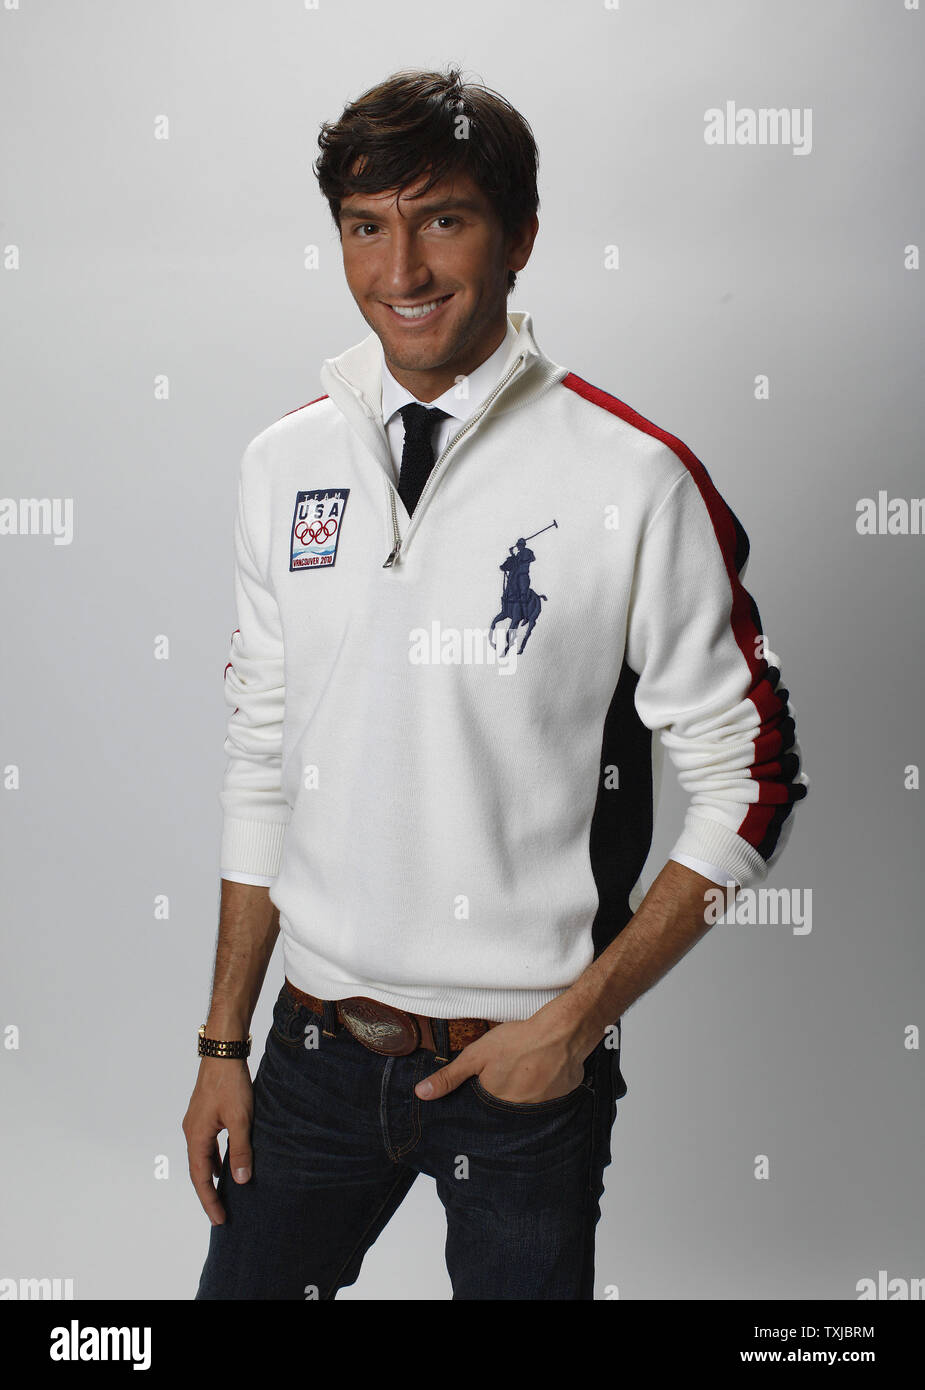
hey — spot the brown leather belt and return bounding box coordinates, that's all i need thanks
[284,978,502,1059]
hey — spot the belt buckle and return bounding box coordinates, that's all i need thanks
[338,997,420,1057]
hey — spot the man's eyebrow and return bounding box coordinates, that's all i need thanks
[339,197,483,222]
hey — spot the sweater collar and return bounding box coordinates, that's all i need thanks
[318,310,567,483]
[321,309,566,427]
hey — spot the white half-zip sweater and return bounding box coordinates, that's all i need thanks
[228,319,736,891]
[219,309,808,1021]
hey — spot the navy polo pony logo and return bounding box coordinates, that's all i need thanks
[489,520,557,655]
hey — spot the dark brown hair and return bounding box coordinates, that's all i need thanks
[313,67,539,292]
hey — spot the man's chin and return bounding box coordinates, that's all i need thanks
[377,332,460,374]
[380,345,452,373]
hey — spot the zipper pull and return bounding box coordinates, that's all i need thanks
[382,538,402,568]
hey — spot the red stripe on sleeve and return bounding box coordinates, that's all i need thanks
[561,372,791,852]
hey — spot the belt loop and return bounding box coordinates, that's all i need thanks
[432,1017,450,1064]
[321,1000,338,1039]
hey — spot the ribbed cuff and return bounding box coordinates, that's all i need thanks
[669,812,768,891]
[220,816,289,879]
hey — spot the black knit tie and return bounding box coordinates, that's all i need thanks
[397,403,449,517]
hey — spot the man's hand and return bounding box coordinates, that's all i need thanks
[182,1058,254,1224]
[414,997,599,1104]
[415,862,725,1106]
[414,861,727,1105]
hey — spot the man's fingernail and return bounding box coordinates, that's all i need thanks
[233,1166,251,1182]
[416,1080,433,1097]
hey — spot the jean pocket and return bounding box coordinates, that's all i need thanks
[269,985,319,1048]
[468,1047,598,1115]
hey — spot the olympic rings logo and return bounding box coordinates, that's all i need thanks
[295,516,338,545]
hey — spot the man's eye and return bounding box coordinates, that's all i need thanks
[351,216,458,236]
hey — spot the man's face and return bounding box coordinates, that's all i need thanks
[338,168,537,401]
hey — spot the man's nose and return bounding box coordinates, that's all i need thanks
[381,229,431,296]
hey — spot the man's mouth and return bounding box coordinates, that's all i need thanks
[385,294,453,321]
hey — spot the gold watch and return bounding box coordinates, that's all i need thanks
[198,1024,252,1059]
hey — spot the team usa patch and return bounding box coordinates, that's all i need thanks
[290,488,350,570]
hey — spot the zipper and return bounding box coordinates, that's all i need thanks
[382,351,528,568]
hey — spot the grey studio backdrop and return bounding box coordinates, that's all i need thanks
[1,0,923,1302]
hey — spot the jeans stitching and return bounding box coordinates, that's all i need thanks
[468,1042,599,1114]
[270,999,322,1049]
[392,1053,427,1158]
[468,1073,590,1114]
[321,1167,416,1301]
[269,998,301,1047]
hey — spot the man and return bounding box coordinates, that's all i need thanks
[185,67,808,1301]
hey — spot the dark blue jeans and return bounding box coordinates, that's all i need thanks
[195,981,628,1300]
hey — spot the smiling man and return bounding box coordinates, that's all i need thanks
[186,66,808,1301]
[341,192,528,396]
[341,179,522,395]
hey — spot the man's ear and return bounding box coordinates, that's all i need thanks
[508,212,539,276]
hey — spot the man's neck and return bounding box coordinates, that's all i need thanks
[381,314,509,402]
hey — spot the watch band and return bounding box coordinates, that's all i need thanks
[198,1024,252,1059]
